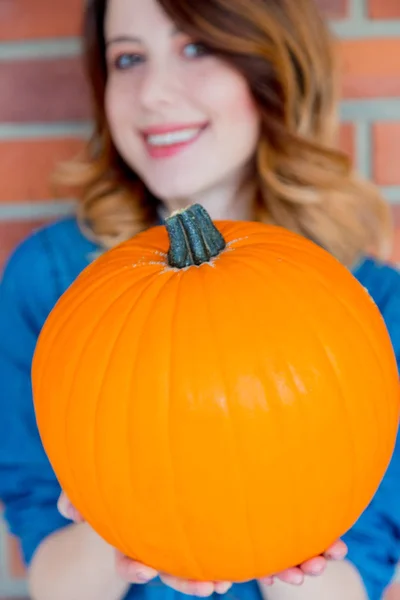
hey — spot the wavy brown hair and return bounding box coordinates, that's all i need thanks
[54,0,392,266]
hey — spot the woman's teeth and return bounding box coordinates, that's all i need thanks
[146,128,201,146]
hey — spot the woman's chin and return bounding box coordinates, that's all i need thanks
[145,181,203,206]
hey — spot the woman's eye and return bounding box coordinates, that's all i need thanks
[113,53,144,70]
[182,42,210,59]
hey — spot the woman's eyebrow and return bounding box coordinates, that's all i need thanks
[106,35,141,46]
[106,26,181,47]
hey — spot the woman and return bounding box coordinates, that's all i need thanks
[0,0,399,599]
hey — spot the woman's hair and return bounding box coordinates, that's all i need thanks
[53,0,392,266]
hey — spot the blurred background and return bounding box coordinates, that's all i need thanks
[0,0,399,598]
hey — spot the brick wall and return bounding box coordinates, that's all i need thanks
[0,0,399,598]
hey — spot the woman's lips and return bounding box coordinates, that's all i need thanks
[141,122,209,159]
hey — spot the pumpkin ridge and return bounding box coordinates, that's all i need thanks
[199,263,257,578]
[229,250,388,532]
[271,250,397,474]
[223,252,362,549]
[317,345,357,529]
[264,248,394,437]
[218,255,295,572]
[123,271,179,561]
[34,269,128,394]
[240,243,393,417]
[124,271,172,561]
[34,267,154,396]
[61,273,159,546]
[222,253,313,560]
[262,249,358,531]
[166,271,207,579]
[90,273,163,554]
[37,273,160,541]
[125,271,204,575]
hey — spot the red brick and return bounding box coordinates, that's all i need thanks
[315,0,349,19]
[6,535,26,579]
[338,123,356,161]
[0,139,86,202]
[384,582,400,600]
[372,123,400,186]
[391,206,400,228]
[0,219,49,274]
[0,58,91,123]
[390,226,400,265]
[378,207,400,265]
[0,0,84,40]
[337,40,400,98]
[368,0,400,18]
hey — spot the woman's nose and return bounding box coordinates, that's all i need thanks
[138,63,180,110]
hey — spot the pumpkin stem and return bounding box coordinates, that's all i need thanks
[166,204,226,268]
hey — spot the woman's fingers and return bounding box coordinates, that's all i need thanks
[264,540,347,588]
[115,551,232,596]
[115,552,158,583]
[323,539,348,560]
[214,581,233,594]
[57,492,84,523]
[159,574,216,597]
[274,567,304,585]
[298,555,326,576]
[258,576,275,586]
[58,490,347,594]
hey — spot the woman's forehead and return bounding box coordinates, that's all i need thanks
[104,0,175,40]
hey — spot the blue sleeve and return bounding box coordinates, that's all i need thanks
[0,233,70,566]
[343,274,400,600]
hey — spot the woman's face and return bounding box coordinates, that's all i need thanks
[104,0,260,204]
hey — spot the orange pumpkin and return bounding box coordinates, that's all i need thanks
[32,204,399,582]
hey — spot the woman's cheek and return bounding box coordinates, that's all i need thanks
[186,64,257,123]
[106,77,138,124]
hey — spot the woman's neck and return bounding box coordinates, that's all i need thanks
[161,174,256,223]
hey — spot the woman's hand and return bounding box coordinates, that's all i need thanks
[258,539,348,586]
[57,491,85,524]
[58,492,347,596]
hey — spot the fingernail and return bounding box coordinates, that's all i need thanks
[328,551,345,560]
[215,583,232,594]
[192,587,211,598]
[291,574,303,585]
[136,570,153,582]
[307,560,325,575]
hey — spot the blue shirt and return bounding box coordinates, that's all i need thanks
[0,216,400,600]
